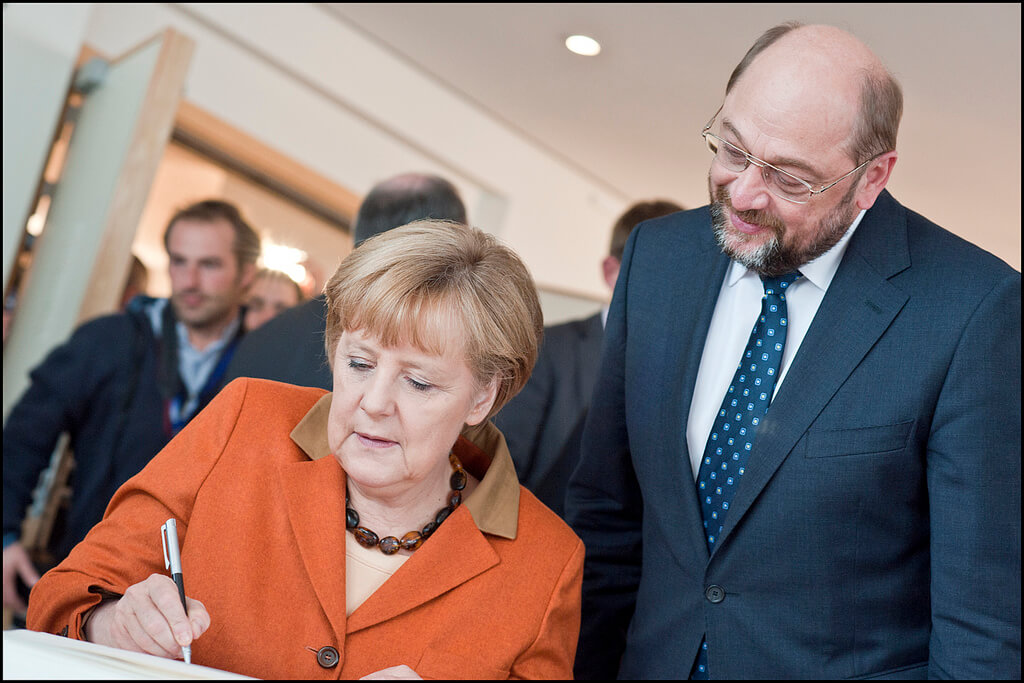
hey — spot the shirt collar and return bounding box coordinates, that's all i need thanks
[725,209,865,291]
[176,314,242,356]
[289,395,520,540]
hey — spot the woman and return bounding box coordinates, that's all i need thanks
[243,267,305,332]
[27,220,583,680]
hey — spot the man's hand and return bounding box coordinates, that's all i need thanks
[2,542,40,615]
[84,573,210,659]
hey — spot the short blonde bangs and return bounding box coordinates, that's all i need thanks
[324,220,543,418]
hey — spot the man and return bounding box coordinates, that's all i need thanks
[222,172,467,390]
[494,200,683,516]
[567,23,1020,679]
[3,199,259,619]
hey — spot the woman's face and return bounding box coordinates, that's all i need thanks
[328,326,497,499]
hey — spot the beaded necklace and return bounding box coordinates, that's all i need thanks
[345,452,468,555]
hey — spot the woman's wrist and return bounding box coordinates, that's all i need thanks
[80,598,116,642]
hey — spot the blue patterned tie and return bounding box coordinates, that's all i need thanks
[690,272,800,679]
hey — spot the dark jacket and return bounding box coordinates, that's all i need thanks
[2,298,239,562]
[222,294,332,390]
[493,313,604,517]
[567,192,1021,678]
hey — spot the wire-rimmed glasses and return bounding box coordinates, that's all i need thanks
[701,110,873,204]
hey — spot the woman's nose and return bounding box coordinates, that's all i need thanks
[359,375,395,416]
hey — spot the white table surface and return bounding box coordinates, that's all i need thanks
[2,628,256,680]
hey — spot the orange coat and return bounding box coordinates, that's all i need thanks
[28,379,584,679]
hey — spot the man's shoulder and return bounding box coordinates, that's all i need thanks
[628,205,716,260]
[537,313,602,362]
[638,204,711,236]
[545,312,601,340]
[907,207,1016,279]
[226,296,332,389]
[68,305,153,350]
[869,192,1019,287]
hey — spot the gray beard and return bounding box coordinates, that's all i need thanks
[709,186,859,278]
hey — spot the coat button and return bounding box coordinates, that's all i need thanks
[705,585,726,604]
[316,646,339,668]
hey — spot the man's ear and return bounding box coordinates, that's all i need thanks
[602,256,621,292]
[855,151,898,210]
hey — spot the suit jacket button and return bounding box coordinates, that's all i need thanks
[705,585,726,603]
[317,646,339,668]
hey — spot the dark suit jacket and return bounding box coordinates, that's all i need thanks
[566,191,1021,679]
[494,313,604,516]
[222,295,332,390]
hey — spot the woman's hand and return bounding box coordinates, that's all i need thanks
[360,665,422,680]
[83,573,210,659]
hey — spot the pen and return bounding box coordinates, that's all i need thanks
[161,518,192,664]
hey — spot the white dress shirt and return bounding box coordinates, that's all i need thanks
[685,211,865,479]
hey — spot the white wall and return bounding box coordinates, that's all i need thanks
[2,3,93,296]
[81,2,625,308]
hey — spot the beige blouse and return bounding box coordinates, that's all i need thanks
[345,535,409,615]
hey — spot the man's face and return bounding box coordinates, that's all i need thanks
[706,58,865,277]
[167,218,252,332]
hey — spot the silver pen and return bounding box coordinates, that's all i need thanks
[161,518,192,664]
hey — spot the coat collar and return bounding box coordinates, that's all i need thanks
[289,393,520,539]
[284,392,522,636]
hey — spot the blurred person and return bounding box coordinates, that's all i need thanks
[28,220,583,679]
[243,267,305,332]
[567,22,1020,679]
[223,172,468,390]
[3,200,259,621]
[494,199,684,516]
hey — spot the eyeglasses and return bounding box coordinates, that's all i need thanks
[701,110,873,205]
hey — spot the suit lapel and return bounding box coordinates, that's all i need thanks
[345,505,499,633]
[279,455,350,639]
[715,194,910,551]
[653,229,732,567]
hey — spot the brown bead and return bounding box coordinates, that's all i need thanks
[345,453,465,555]
[400,531,423,551]
[435,505,453,526]
[352,526,379,548]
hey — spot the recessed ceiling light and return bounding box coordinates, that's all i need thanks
[565,34,601,57]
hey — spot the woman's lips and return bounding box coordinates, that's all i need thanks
[356,432,397,448]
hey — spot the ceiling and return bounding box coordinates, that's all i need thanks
[323,3,1021,267]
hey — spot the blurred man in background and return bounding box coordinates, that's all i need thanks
[3,199,259,621]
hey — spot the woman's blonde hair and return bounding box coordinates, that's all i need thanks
[324,220,543,418]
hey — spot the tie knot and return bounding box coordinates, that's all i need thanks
[761,272,801,296]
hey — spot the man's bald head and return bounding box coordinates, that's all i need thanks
[726,22,902,165]
[353,173,467,246]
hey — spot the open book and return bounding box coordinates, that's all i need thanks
[3,628,256,680]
